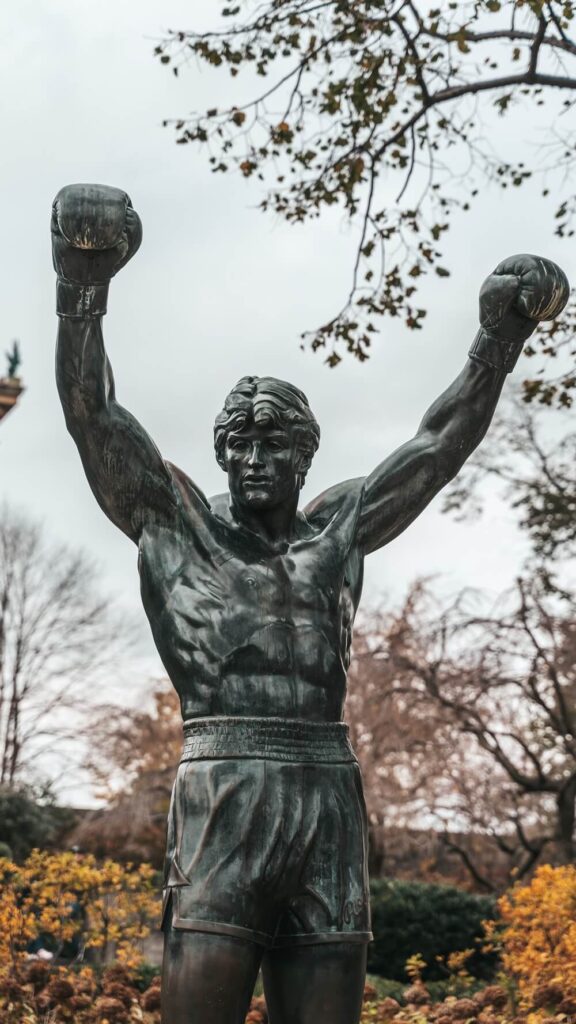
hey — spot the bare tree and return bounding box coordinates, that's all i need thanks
[346,611,448,874]
[156,0,576,392]
[77,683,182,865]
[368,576,576,885]
[443,395,576,560]
[0,504,134,787]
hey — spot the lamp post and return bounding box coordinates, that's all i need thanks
[0,342,24,423]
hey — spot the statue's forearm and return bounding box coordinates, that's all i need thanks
[418,356,505,479]
[56,317,115,429]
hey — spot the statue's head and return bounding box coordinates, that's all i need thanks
[214,376,320,509]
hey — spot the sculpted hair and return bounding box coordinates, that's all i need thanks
[214,376,320,477]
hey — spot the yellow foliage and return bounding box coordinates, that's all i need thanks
[445,949,473,974]
[498,863,576,1013]
[405,953,426,983]
[0,851,158,974]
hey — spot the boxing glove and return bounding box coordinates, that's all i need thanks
[51,184,142,318]
[469,254,569,372]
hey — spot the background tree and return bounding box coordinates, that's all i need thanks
[0,504,134,788]
[443,395,576,560]
[346,617,449,877]
[75,684,181,866]
[348,599,500,887]
[157,0,576,393]
[354,574,576,888]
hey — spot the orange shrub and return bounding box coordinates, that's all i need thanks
[497,863,576,1015]
[0,851,158,973]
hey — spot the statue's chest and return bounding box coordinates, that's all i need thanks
[139,503,364,663]
[170,542,347,626]
[165,548,359,678]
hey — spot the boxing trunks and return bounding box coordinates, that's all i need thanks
[162,716,372,947]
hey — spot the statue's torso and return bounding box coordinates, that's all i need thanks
[138,467,365,722]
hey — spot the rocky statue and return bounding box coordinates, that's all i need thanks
[52,183,569,1024]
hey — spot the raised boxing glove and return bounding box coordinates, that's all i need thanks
[52,184,142,318]
[469,254,569,373]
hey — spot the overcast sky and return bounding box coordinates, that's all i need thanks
[1,1,573,797]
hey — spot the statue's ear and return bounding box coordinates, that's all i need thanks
[295,449,313,486]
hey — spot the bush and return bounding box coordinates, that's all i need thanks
[134,961,162,993]
[0,962,159,1023]
[0,850,159,971]
[0,785,77,862]
[0,964,515,1024]
[367,879,497,981]
[496,863,576,1015]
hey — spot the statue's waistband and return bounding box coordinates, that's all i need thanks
[180,716,357,765]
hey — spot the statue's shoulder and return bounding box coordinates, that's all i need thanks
[165,461,212,516]
[303,477,364,529]
[208,491,231,520]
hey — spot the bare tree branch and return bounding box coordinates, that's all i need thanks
[0,504,138,787]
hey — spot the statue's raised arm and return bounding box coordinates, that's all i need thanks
[356,255,569,554]
[53,184,179,543]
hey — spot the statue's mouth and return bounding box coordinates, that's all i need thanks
[243,475,272,486]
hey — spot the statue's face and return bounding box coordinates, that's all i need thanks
[225,421,301,510]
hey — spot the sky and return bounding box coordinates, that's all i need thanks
[0,1,573,795]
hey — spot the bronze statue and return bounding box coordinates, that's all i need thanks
[52,183,569,1024]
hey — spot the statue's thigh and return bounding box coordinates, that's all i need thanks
[262,942,367,1024]
[161,927,263,1024]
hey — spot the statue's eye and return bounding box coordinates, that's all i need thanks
[229,438,249,452]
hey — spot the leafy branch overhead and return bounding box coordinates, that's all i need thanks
[156,0,576,393]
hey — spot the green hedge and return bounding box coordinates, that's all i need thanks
[367,879,497,981]
[0,785,77,862]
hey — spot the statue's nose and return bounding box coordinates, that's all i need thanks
[248,443,264,466]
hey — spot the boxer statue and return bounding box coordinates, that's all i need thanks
[52,183,569,1024]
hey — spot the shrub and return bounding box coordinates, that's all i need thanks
[496,863,576,1015]
[0,962,159,1023]
[368,879,497,980]
[0,960,516,1024]
[135,961,162,993]
[0,785,77,862]
[0,850,158,972]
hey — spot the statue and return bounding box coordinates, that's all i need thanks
[0,341,24,423]
[5,341,21,379]
[51,184,569,1024]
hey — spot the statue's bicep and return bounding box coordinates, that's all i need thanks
[77,404,178,541]
[358,437,441,553]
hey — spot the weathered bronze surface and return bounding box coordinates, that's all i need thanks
[52,183,569,1024]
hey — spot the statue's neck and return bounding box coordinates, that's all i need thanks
[229,494,300,547]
